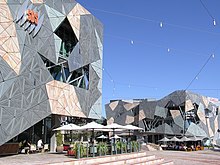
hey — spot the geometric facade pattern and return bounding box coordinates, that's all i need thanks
[0,0,103,146]
[106,90,220,145]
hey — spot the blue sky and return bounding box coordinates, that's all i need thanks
[77,0,220,117]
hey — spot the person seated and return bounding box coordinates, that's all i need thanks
[179,144,183,151]
[168,144,173,150]
[23,140,31,154]
[18,141,23,153]
[183,145,187,151]
[196,144,201,150]
[191,145,195,151]
[37,139,44,152]
[174,145,179,150]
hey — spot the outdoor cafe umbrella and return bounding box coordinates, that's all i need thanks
[110,134,121,139]
[105,123,127,153]
[170,136,181,142]
[53,123,81,131]
[53,123,82,143]
[81,121,106,130]
[188,136,205,141]
[105,123,127,135]
[180,136,191,142]
[123,124,144,136]
[123,125,144,131]
[81,121,106,139]
[97,135,108,142]
[81,121,106,157]
[81,121,106,142]
[97,135,108,139]
[158,137,170,142]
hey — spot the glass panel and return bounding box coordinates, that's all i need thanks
[54,18,78,59]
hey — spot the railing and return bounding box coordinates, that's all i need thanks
[66,141,142,159]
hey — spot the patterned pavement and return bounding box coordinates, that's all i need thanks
[0,150,220,165]
[150,150,220,165]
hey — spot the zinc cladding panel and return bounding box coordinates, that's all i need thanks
[139,100,157,120]
[79,15,100,66]
[0,1,103,147]
[186,123,208,137]
[44,4,66,32]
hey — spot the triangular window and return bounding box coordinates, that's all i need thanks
[55,18,78,59]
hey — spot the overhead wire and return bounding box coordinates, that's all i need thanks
[103,62,220,101]
[199,0,215,20]
[103,67,116,96]
[86,2,220,99]
[185,53,214,90]
[105,33,209,57]
[199,0,217,26]
[87,6,220,35]
[102,51,217,98]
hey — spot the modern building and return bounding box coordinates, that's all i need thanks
[0,0,103,151]
[106,90,220,145]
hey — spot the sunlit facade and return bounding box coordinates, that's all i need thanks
[0,0,103,150]
[106,90,220,145]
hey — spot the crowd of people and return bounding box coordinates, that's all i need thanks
[162,142,202,151]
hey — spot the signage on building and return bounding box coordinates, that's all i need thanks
[26,9,38,24]
[16,0,44,37]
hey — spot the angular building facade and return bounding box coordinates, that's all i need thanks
[106,90,220,145]
[0,0,103,147]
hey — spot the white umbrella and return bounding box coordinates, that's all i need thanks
[105,123,127,130]
[170,136,181,142]
[81,121,106,130]
[81,121,106,142]
[81,121,105,141]
[158,137,170,142]
[110,134,121,139]
[53,123,81,131]
[69,124,82,130]
[97,135,108,142]
[97,135,108,139]
[123,125,144,130]
[105,123,126,153]
[81,121,106,157]
[105,123,127,134]
[180,136,191,142]
[123,125,144,136]
[189,136,205,141]
[53,123,82,143]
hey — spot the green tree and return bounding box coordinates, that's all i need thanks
[56,131,63,146]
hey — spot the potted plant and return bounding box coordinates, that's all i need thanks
[131,141,138,152]
[67,143,76,156]
[56,131,63,153]
[121,142,127,153]
[116,141,122,154]
[74,141,86,158]
[97,142,108,156]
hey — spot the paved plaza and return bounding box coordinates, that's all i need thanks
[150,150,220,165]
[0,149,220,165]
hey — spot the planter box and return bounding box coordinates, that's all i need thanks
[67,149,76,156]
[56,146,63,153]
